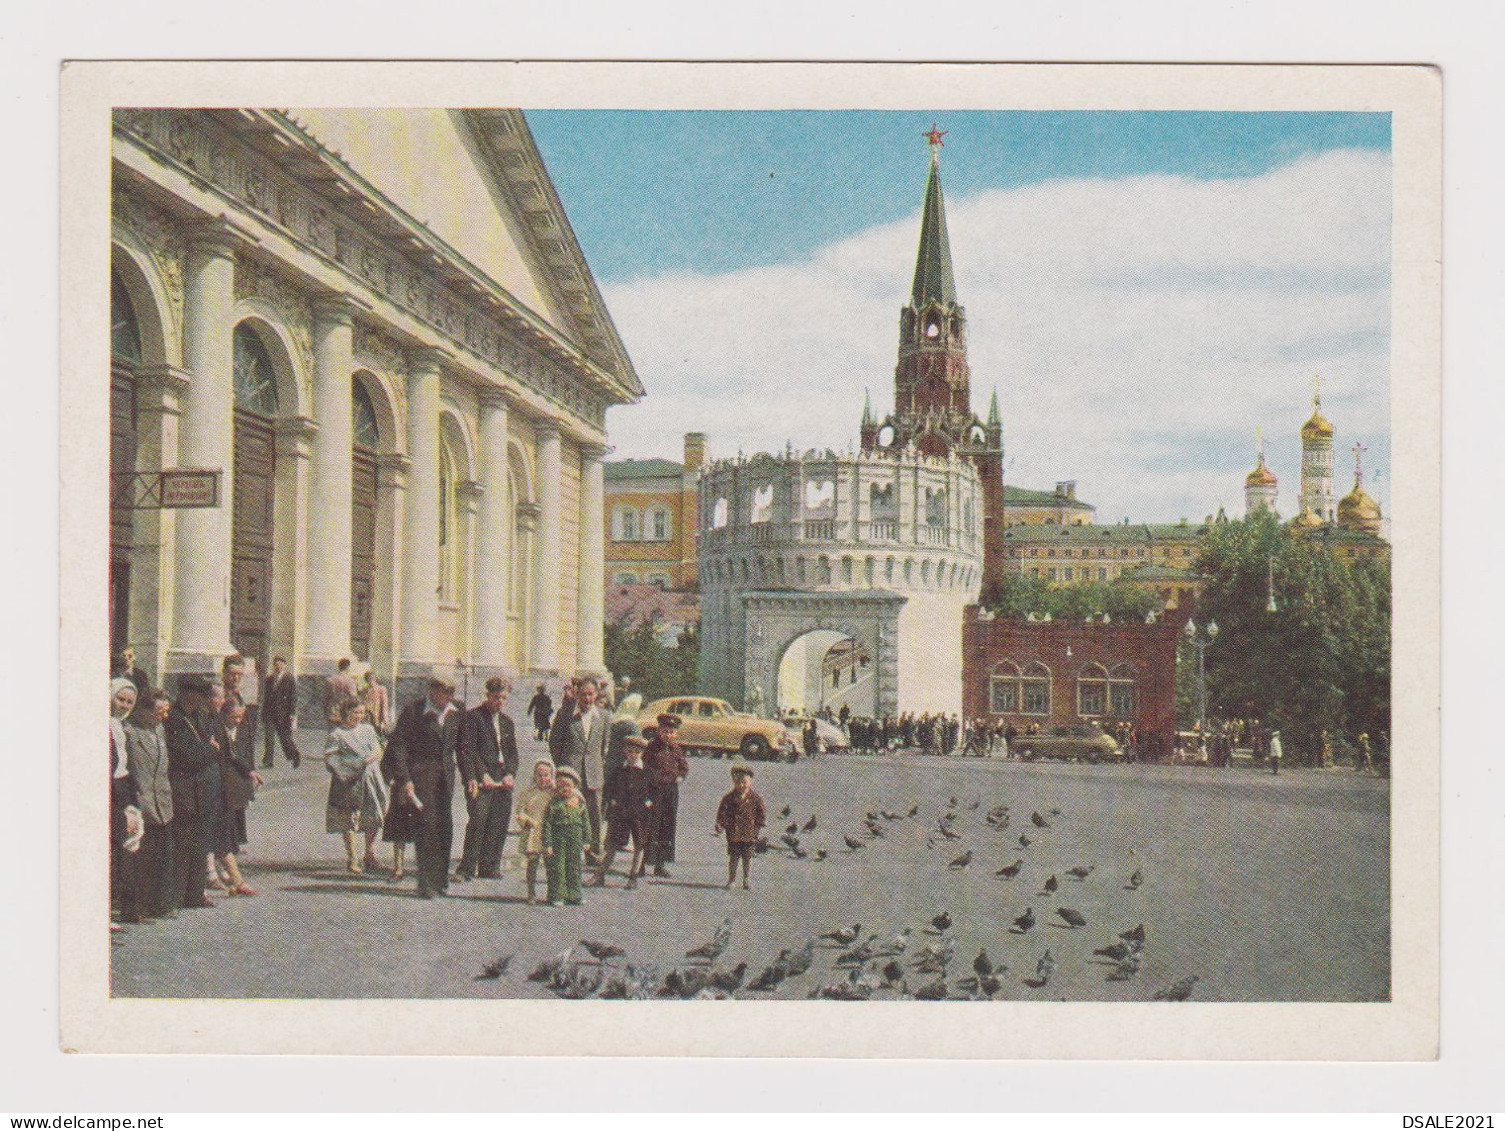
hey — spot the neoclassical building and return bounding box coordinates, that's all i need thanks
[109,108,640,704]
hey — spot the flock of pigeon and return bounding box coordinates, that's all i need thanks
[473,792,1201,1002]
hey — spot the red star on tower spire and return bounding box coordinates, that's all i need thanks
[923,123,947,154]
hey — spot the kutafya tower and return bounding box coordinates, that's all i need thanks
[861,124,1007,592]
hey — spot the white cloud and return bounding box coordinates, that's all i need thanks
[601,149,1391,523]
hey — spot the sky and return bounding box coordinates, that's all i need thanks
[528,110,1392,525]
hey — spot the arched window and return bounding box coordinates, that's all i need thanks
[232,323,279,416]
[352,380,380,449]
[1108,664,1137,717]
[870,481,896,516]
[804,478,835,511]
[989,661,1022,714]
[613,506,640,542]
[111,273,142,368]
[711,497,729,529]
[650,505,672,541]
[925,487,947,527]
[750,484,773,525]
[1022,662,1051,715]
[1077,663,1109,718]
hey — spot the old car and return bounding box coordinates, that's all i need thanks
[1012,723,1124,764]
[636,696,795,760]
[779,714,852,754]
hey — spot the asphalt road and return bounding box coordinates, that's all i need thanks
[110,720,1390,1003]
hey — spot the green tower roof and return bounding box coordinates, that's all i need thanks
[910,156,958,309]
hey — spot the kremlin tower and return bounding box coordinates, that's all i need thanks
[1297,379,1337,524]
[1244,428,1279,518]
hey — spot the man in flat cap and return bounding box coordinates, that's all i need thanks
[164,675,225,909]
[641,713,688,878]
[384,669,464,897]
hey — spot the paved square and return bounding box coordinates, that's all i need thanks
[111,723,1389,1003]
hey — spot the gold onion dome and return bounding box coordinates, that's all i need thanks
[1245,455,1278,487]
[1292,504,1326,529]
[1338,481,1382,527]
[1301,404,1335,440]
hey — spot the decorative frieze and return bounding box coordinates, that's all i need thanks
[114,108,611,431]
[112,189,185,341]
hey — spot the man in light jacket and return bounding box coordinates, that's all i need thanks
[124,689,176,920]
[550,678,609,862]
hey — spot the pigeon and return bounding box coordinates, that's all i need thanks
[1031,811,1050,828]
[579,939,626,963]
[802,814,818,832]
[1125,869,1144,891]
[686,918,732,962]
[663,967,710,999]
[781,833,804,855]
[881,810,901,821]
[1019,835,1032,849]
[780,804,791,818]
[995,859,1024,879]
[812,849,828,861]
[1035,950,1056,984]
[1039,875,1058,895]
[843,835,865,852]
[1049,808,1062,817]
[553,965,602,999]
[785,822,799,835]
[936,823,962,840]
[1120,923,1147,945]
[958,973,1004,998]
[1066,866,1095,881]
[880,959,905,987]
[708,962,748,993]
[820,923,861,946]
[930,911,953,933]
[910,940,953,967]
[949,796,959,807]
[475,954,513,980]
[783,940,816,977]
[972,949,995,978]
[747,964,788,992]
[873,928,911,957]
[924,835,937,851]
[1094,941,1134,962]
[835,936,879,966]
[1154,975,1201,1001]
[1106,956,1140,982]
[907,804,919,817]
[947,850,972,870]
[597,975,630,999]
[1057,907,1088,929]
[1012,907,1036,933]
[914,977,948,1000]
[968,798,982,810]
[867,810,880,822]
[527,947,574,982]
[865,819,886,838]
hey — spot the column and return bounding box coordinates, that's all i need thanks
[576,445,606,672]
[396,348,445,685]
[301,296,357,672]
[167,221,239,675]
[472,391,512,670]
[129,364,190,682]
[529,425,562,672]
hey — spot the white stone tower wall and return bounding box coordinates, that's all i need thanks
[1244,481,1278,518]
[1301,437,1336,520]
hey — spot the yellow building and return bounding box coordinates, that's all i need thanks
[1001,518,1210,608]
[1000,481,1096,526]
[604,432,704,590]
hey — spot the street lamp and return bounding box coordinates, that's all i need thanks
[1265,556,1278,614]
[1183,618,1219,731]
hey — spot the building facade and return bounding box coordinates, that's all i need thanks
[962,611,1181,752]
[109,108,640,705]
[604,431,704,590]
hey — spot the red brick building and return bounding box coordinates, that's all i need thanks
[961,607,1184,755]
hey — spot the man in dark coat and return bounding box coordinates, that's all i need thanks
[164,675,224,909]
[260,654,301,768]
[527,683,553,742]
[455,676,519,881]
[642,713,688,877]
[384,670,463,898]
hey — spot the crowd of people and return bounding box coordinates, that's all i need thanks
[107,656,772,929]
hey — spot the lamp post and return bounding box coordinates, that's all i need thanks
[1183,618,1219,731]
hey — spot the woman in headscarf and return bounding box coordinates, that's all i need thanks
[109,678,143,930]
[323,697,390,874]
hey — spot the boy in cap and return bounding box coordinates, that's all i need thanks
[642,713,688,878]
[591,734,654,890]
[714,761,766,890]
[541,765,590,906]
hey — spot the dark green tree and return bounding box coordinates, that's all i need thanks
[603,613,700,704]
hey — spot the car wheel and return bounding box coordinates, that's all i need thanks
[740,735,773,761]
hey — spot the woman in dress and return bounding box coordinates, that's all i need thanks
[213,701,263,896]
[323,698,390,874]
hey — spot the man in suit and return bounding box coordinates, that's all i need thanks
[550,677,608,862]
[385,670,463,898]
[261,655,301,768]
[455,676,519,881]
[164,675,224,909]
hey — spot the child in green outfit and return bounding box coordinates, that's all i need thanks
[542,764,589,906]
